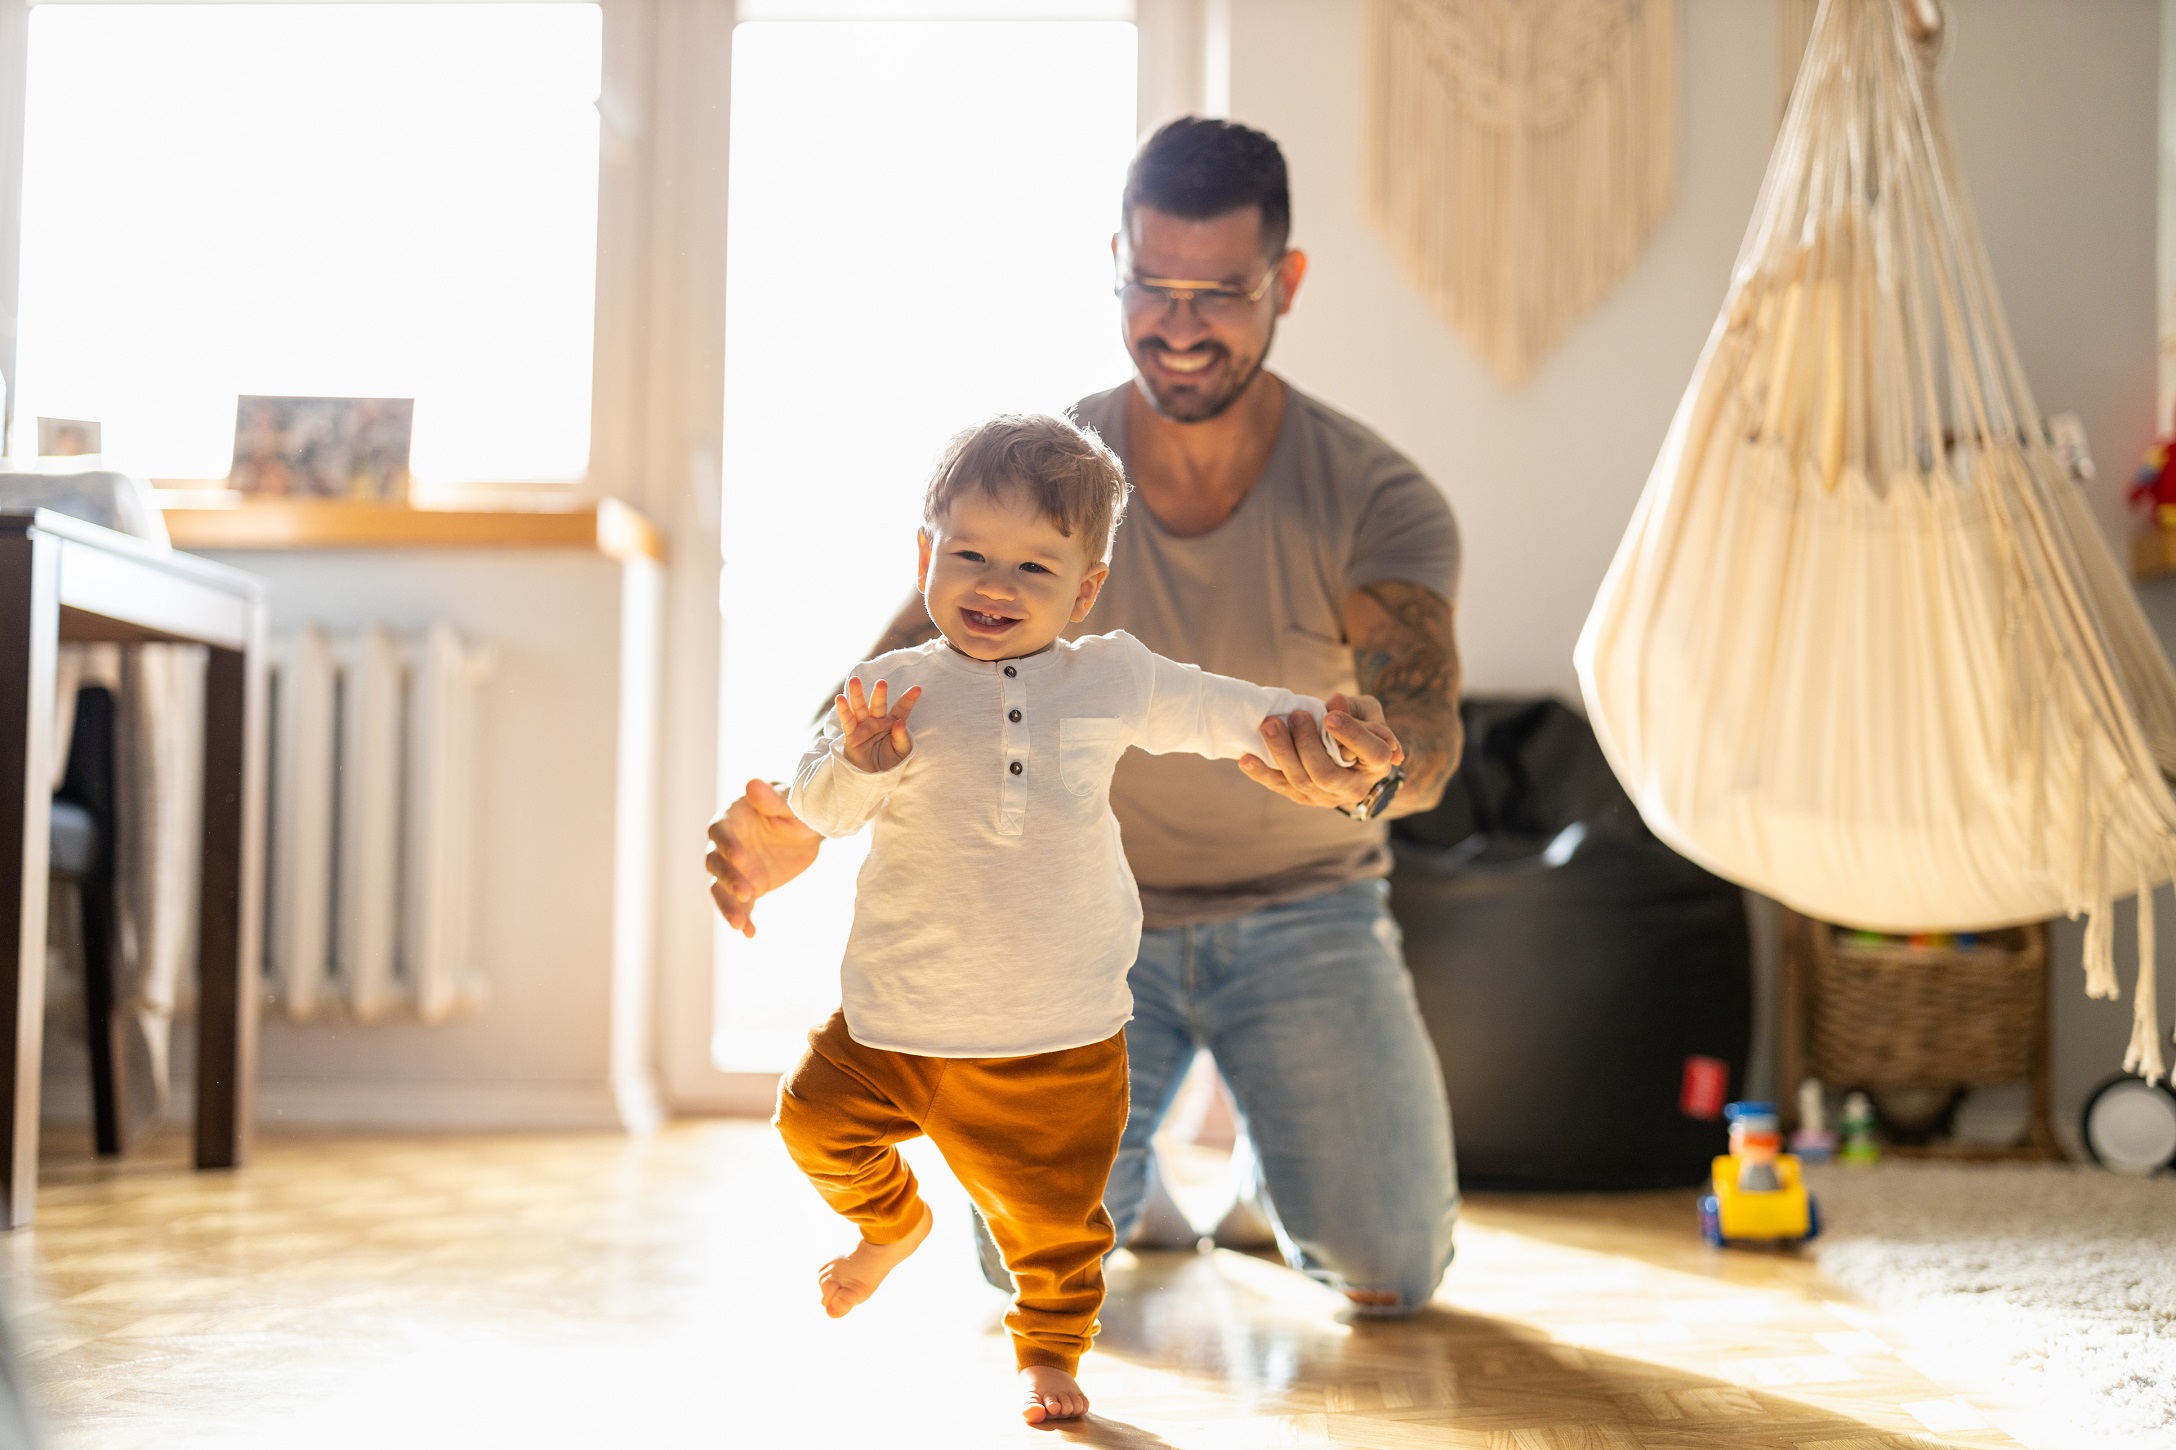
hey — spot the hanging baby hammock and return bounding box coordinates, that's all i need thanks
[1575,0,2176,1081]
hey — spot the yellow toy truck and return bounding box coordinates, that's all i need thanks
[1697,1101,1822,1247]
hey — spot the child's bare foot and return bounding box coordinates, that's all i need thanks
[816,1203,932,1318]
[1020,1365,1089,1423]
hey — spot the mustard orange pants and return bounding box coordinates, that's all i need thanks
[774,1011,1128,1374]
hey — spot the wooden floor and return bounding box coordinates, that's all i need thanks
[0,1122,2044,1449]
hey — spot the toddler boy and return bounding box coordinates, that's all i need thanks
[774,413,1393,1423]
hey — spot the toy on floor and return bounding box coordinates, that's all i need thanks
[2133,421,2176,531]
[1839,1090,1881,1165]
[1698,1101,1821,1248]
[1789,1078,1838,1164]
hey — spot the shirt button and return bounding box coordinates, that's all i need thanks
[1003,665,1017,678]
[1008,709,1022,723]
[1009,761,1023,776]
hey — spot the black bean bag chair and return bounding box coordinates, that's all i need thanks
[1391,697,1752,1190]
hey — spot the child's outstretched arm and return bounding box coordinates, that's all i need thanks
[788,675,923,838]
[1127,639,1362,767]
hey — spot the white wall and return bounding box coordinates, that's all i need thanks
[1228,0,2161,1148]
[1235,0,1773,699]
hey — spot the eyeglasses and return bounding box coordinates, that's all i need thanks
[1115,260,1282,325]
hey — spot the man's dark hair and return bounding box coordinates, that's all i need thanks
[1122,117,1290,258]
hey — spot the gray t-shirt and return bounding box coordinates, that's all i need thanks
[1066,380,1462,928]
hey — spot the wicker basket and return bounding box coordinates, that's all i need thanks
[1805,924,2045,1089]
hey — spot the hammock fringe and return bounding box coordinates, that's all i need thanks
[2127,877,2167,1083]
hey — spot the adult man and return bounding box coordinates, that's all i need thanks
[708,118,1462,1314]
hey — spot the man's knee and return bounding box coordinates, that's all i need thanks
[1308,1204,1458,1317]
[1335,1249,1453,1317]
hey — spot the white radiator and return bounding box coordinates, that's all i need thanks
[268,622,491,1023]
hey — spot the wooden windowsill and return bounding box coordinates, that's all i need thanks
[159,496,663,564]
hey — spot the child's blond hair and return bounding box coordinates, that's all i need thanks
[923,413,1130,563]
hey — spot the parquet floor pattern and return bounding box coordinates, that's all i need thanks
[0,1123,2041,1449]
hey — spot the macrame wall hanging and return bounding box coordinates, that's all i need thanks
[1577,0,2176,1082]
[1364,0,1677,387]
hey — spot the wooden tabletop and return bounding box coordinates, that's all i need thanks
[159,496,664,563]
[0,507,262,648]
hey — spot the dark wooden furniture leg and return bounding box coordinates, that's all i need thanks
[80,872,126,1157]
[0,532,58,1226]
[194,637,264,1171]
[2026,921,2061,1158]
[1776,905,1807,1132]
[59,686,127,1156]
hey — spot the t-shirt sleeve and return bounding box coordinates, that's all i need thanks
[1347,457,1461,604]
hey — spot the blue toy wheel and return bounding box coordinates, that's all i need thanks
[1801,1195,1822,1243]
[1697,1193,1723,1247]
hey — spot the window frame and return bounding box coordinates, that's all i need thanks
[0,0,1215,1117]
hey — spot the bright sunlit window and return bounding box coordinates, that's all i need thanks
[716,19,1137,1071]
[14,3,603,484]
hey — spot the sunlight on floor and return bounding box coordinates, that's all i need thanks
[5,1123,2044,1450]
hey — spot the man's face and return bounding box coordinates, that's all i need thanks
[1115,204,1306,423]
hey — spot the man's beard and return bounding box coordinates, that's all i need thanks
[1130,333,1272,423]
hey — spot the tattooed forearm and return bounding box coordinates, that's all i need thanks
[1344,581,1462,816]
[811,594,941,722]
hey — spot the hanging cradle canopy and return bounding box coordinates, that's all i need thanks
[1574,0,2176,1080]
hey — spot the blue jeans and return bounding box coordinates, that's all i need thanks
[977,878,1459,1314]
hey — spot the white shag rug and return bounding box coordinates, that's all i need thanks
[1806,1162,2176,1449]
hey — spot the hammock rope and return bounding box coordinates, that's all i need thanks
[1576,0,2176,1080]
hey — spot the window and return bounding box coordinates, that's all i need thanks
[715,18,1137,1071]
[14,3,603,485]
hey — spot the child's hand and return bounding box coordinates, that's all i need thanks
[835,677,922,774]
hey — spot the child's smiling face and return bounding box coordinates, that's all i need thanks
[917,489,1109,661]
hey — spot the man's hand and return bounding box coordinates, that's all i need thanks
[706,780,822,939]
[1236,692,1404,811]
[834,677,921,773]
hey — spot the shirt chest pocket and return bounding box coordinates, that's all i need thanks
[1058,717,1126,797]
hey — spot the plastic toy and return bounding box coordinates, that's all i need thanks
[1839,1090,1881,1165]
[1841,928,1979,951]
[2135,426,2176,530]
[1789,1077,1838,1163]
[1698,1102,1822,1247]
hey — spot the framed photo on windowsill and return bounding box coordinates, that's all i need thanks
[228,395,414,501]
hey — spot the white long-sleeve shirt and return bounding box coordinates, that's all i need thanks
[790,630,1347,1057]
